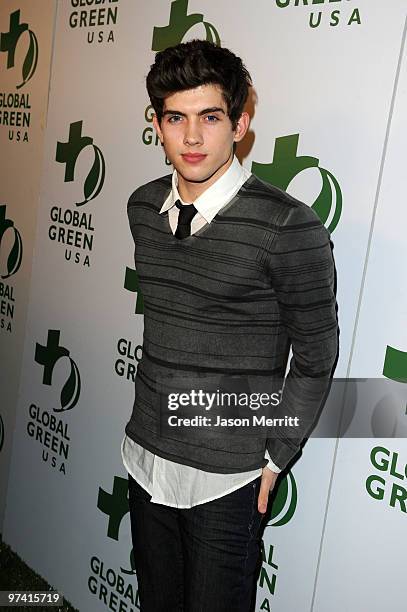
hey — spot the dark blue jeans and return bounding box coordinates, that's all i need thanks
[128,473,264,612]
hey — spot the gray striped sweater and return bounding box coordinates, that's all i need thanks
[125,173,339,473]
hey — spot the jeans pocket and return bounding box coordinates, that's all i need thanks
[248,478,264,540]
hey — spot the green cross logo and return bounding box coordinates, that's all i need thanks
[97,476,136,574]
[252,134,342,233]
[56,121,106,207]
[98,476,129,542]
[35,330,81,412]
[124,267,144,314]
[0,10,38,89]
[0,205,23,279]
[152,0,220,51]
[266,471,297,527]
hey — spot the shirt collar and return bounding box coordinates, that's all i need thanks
[159,156,248,223]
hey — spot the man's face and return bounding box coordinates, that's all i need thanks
[153,83,249,200]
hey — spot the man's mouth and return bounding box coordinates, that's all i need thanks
[181,153,207,164]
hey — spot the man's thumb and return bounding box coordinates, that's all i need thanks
[258,480,269,514]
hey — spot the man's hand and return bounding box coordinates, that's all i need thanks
[258,466,279,514]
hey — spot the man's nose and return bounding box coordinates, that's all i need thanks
[183,119,203,145]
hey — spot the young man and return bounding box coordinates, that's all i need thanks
[122,40,338,612]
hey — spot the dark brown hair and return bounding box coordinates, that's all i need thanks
[146,39,252,129]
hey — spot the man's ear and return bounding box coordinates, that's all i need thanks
[152,114,164,144]
[233,111,250,143]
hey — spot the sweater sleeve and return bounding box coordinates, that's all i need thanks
[265,203,339,471]
[264,448,282,473]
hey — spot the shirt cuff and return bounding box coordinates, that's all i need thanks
[264,448,282,473]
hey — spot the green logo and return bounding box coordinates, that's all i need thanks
[98,476,135,574]
[35,330,81,412]
[124,267,144,314]
[252,134,342,233]
[366,446,407,513]
[0,205,23,279]
[0,414,4,453]
[371,344,407,437]
[266,471,297,527]
[275,1,361,30]
[56,121,106,206]
[0,10,38,89]
[383,346,407,384]
[152,0,220,51]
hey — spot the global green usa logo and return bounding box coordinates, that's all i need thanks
[35,329,81,412]
[275,0,361,30]
[252,134,342,232]
[0,205,22,279]
[90,476,140,609]
[97,475,135,574]
[68,1,118,45]
[50,122,100,268]
[0,10,38,89]
[56,121,106,206]
[152,0,220,51]
[28,331,75,474]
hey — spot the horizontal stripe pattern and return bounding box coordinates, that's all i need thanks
[125,173,339,472]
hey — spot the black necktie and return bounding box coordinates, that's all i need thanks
[174,200,198,239]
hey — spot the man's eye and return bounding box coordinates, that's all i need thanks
[205,115,219,122]
[168,115,182,123]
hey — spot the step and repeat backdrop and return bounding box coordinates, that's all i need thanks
[0,0,55,530]
[1,1,406,611]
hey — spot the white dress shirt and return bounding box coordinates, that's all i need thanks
[121,155,281,508]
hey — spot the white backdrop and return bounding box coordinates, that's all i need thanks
[0,0,55,532]
[2,1,407,611]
